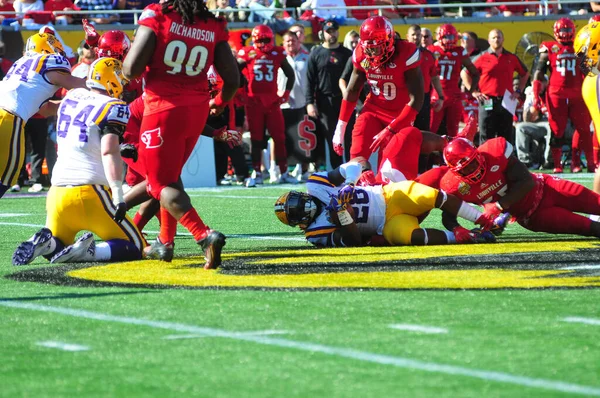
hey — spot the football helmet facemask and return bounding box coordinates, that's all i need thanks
[574,22,600,76]
[275,191,318,230]
[554,18,576,44]
[86,57,127,99]
[359,16,395,69]
[251,25,274,53]
[437,24,458,50]
[97,30,131,61]
[443,138,487,184]
[25,33,66,58]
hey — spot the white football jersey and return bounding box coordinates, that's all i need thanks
[52,88,130,187]
[306,172,387,237]
[0,53,71,121]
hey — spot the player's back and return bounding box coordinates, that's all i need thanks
[541,41,582,97]
[0,53,71,121]
[138,3,229,109]
[52,88,129,187]
[354,39,420,116]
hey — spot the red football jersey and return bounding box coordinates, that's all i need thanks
[353,39,420,117]
[539,41,584,99]
[420,48,437,94]
[238,45,286,98]
[460,92,478,123]
[440,137,543,218]
[428,45,467,99]
[137,4,229,113]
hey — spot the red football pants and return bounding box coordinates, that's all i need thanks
[139,105,208,200]
[245,98,287,169]
[350,104,393,160]
[547,95,592,140]
[430,97,462,137]
[520,175,600,235]
[377,126,423,182]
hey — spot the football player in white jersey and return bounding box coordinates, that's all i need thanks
[12,57,146,266]
[275,161,496,247]
[0,33,86,198]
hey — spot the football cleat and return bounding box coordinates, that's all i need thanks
[469,228,497,243]
[12,228,53,266]
[277,171,299,185]
[51,232,95,263]
[490,212,511,236]
[143,237,174,262]
[198,230,226,270]
[553,167,564,173]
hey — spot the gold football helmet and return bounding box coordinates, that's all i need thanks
[274,191,318,230]
[25,33,66,57]
[574,22,600,76]
[86,57,127,99]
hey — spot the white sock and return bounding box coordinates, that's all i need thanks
[95,242,111,261]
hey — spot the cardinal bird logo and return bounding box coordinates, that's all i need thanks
[141,128,164,149]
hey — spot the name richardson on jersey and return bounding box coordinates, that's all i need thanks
[169,22,215,42]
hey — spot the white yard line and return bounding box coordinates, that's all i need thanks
[1,301,599,396]
[388,324,449,334]
[36,341,89,352]
[0,213,31,218]
[563,317,600,326]
[560,265,600,270]
[163,330,292,340]
[187,194,280,200]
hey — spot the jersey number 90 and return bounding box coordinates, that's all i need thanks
[164,40,209,76]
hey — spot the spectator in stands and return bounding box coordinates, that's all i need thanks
[344,0,375,20]
[75,0,119,24]
[300,0,347,20]
[289,23,309,53]
[342,30,358,50]
[486,0,525,16]
[461,31,481,58]
[116,0,156,24]
[466,29,529,144]
[515,85,552,170]
[306,19,352,169]
[44,0,79,24]
[421,28,433,48]
[13,0,44,18]
[0,0,15,22]
[206,0,235,21]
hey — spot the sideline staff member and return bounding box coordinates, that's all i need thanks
[464,29,529,144]
[306,20,352,168]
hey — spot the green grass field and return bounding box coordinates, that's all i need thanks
[1,175,600,397]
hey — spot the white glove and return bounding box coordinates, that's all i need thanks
[333,120,347,156]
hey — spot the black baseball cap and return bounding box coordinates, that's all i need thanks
[322,20,339,32]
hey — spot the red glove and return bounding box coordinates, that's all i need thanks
[532,79,543,110]
[82,19,99,48]
[452,226,476,244]
[279,90,290,105]
[476,202,503,231]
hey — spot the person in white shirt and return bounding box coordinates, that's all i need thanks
[300,0,347,20]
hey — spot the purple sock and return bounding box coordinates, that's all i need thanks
[0,183,8,198]
[106,239,142,261]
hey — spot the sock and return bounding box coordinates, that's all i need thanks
[159,208,177,245]
[179,208,209,242]
[133,212,152,231]
[155,209,162,226]
[42,238,64,261]
[0,183,8,198]
[97,240,142,261]
[444,230,456,244]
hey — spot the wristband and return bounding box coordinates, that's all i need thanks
[109,181,124,205]
[388,104,419,132]
[213,92,225,108]
[337,209,354,226]
[339,99,358,123]
[457,201,482,223]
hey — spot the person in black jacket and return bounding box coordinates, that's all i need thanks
[305,20,352,169]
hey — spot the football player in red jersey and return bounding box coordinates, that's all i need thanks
[122,0,240,268]
[237,25,296,184]
[333,16,446,182]
[419,137,600,238]
[428,24,482,137]
[533,18,595,173]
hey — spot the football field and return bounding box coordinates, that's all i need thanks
[1,175,600,397]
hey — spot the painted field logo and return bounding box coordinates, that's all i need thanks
[9,240,600,290]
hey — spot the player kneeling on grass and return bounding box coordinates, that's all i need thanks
[12,58,146,266]
[275,161,496,247]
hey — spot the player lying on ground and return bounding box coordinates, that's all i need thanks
[12,58,147,266]
[275,161,497,247]
[417,137,600,237]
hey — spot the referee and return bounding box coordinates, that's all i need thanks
[466,29,529,144]
[306,20,352,168]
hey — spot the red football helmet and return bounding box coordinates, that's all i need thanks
[251,25,274,53]
[359,16,395,69]
[437,24,458,50]
[443,138,487,184]
[590,14,600,24]
[553,18,575,44]
[97,30,131,61]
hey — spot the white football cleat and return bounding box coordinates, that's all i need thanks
[277,171,299,184]
[51,232,96,263]
[12,228,53,266]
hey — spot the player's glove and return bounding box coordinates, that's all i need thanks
[337,183,355,205]
[475,202,503,231]
[82,19,99,48]
[113,202,127,224]
[452,226,477,244]
[333,120,347,156]
[119,143,138,162]
[325,194,344,213]
[490,212,511,236]
[213,126,243,148]
[469,228,497,243]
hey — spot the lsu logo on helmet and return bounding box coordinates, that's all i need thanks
[141,128,164,149]
[25,33,66,57]
[86,57,127,99]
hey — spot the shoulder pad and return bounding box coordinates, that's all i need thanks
[41,54,71,73]
[139,3,161,21]
[105,101,130,126]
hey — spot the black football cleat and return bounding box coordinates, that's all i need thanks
[12,227,53,266]
[144,237,174,262]
[198,230,226,270]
